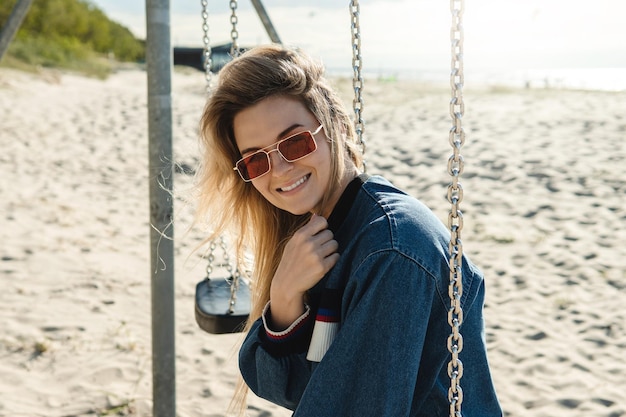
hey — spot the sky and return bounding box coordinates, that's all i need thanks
[91,0,626,74]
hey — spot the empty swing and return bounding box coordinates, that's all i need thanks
[194,0,250,335]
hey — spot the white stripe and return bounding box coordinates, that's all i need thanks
[306,320,340,362]
[262,302,311,338]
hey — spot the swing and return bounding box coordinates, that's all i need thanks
[194,2,468,415]
[349,4,469,416]
[446,2,466,415]
[350,0,465,417]
[194,0,250,335]
[194,235,250,334]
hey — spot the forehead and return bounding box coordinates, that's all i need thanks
[233,95,315,151]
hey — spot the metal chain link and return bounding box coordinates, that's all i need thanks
[218,236,240,314]
[350,0,366,169]
[447,1,465,416]
[199,1,241,314]
[205,236,239,314]
[200,0,213,94]
[225,2,242,313]
[229,0,240,57]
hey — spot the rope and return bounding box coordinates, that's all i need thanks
[446,0,466,416]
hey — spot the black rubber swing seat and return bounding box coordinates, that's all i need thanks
[195,276,251,334]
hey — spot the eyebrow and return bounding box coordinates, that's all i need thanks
[239,123,303,156]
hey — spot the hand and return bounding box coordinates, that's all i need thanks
[269,214,340,329]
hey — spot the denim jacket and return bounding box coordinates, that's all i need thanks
[240,175,502,417]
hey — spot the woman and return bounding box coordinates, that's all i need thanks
[197,45,502,417]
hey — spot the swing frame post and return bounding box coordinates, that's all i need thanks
[146,0,176,415]
[0,0,34,62]
[249,0,282,44]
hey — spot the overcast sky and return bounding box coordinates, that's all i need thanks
[91,0,626,72]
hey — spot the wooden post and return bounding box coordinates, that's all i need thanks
[0,0,34,61]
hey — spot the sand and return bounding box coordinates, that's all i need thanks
[0,65,625,417]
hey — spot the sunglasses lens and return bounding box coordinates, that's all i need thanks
[236,129,319,181]
[238,152,269,181]
[279,132,316,161]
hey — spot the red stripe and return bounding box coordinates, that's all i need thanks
[315,314,340,323]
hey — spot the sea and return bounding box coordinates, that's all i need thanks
[327,67,626,93]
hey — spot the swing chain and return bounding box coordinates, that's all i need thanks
[205,236,239,315]
[350,0,366,168]
[447,1,465,416]
[198,1,242,319]
[200,0,213,94]
[229,0,241,57]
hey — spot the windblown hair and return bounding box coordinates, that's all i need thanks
[195,44,363,413]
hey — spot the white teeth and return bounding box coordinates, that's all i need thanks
[281,175,307,192]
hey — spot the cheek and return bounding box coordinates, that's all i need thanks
[250,179,270,197]
[313,139,333,166]
[251,181,290,210]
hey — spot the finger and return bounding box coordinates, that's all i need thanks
[312,229,335,245]
[319,238,339,258]
[305,214,329,234]
[322,252,340,273]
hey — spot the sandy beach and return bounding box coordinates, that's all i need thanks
[1,65,625,417]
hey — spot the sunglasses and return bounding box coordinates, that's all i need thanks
[233,124,324,181]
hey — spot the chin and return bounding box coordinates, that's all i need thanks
[279,202,317,216]
[285,208,312,216]
[274,196,322,217]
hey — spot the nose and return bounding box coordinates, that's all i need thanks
[268,148,292,177]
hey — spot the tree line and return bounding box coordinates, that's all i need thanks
[0,0,144,68]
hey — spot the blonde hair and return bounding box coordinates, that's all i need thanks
[196,44,363,413]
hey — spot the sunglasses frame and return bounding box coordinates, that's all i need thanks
[234,124,324,182]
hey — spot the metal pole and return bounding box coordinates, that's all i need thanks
[145,0,175,416]
[249,0,282,44]
[0,0,34,62]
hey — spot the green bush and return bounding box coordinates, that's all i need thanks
[1,0,144,73]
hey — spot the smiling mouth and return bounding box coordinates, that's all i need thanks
[279,174,310,192]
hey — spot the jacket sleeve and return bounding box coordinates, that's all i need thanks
[239,303,316,410]
[293,250,436,417]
